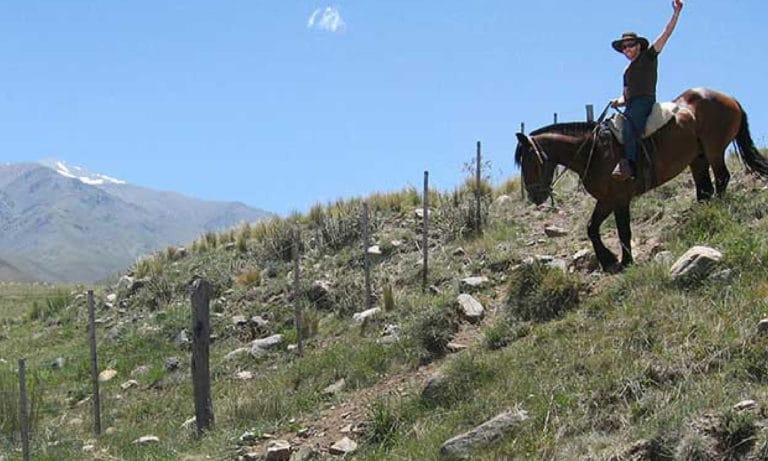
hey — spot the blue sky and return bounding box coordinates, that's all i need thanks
[1,1,766,215]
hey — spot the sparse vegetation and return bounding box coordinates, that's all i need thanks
[4,157,768,460]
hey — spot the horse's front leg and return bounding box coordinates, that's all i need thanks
[614,204,633,268]
[587,203,619,272]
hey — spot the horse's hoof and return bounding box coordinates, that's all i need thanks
[605,262,624,274]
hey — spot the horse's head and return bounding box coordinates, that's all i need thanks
[515,132,556,205]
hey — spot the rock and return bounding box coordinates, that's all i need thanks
[236,371,254,380]
[131,365,150,377]
[439,409,528,460]
[456,294,484,323]
[572,249,598,272]
[232,315,248,326]
[366,245,382,256]
[323,378,346,395]
[264,440,291,461]
[654,250,675,265]
[106,293,117,304]
[414,208,432,219]
[459,276,489,291]
[421,373,448,404]
[329,436,357,455]
[289,446,317,461]
[447,342,468,353]
[175,329,189,346]
[132,435,160,445]
[225,347,250,361]
[52,357,66,370]
[758,319,768,334]
[544,225,568,237]
[164,357,181,372]
[307,281,333,310]
[452,247,466,257]
[239,431,257,444]
[733,399,757,411]
[352,307,381,323]
[121,380,139,390]
[251,334,284,354]
[670,246,723,281]
[98,369,118,382]
[492,195,513,211]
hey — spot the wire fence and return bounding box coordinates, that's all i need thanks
[0,141,514,459]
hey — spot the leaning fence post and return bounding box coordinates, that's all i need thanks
[87,290,102,436]
[190,278,214,436]
[293,228,304,357]
[422,170,429,292]
[362,202,373,311]
[18,358,30,461]
[475,141,483,235]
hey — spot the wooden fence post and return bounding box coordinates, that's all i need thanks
[554,113,558,124]
[87,290,102,436]
[475,141,482,234]
[293,228,303,357]
[586,104,594,123]
[520,122,525,134]
[190,278,214,436]
[362,202,372,311]
[18,359,30,461]
[422,170,429,292]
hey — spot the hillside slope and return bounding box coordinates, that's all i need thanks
[0,162,272,283]
[2,160,768,460]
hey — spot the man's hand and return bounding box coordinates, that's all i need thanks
[610,98,625,108]
[673,0,683,14]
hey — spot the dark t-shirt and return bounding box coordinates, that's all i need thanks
[623,45,659,101]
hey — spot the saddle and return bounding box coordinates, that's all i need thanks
[606,101,686,143]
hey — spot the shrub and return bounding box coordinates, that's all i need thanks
[28,290,72,322]
[235,269,262,288]
[362,397,408,448]
[409,306,459,361]
[0,366,42,440]
[505,263,580,323]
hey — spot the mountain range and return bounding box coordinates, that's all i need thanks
[0,160,272,283]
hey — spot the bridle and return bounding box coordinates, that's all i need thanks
[521,102,614,199]
[519,133,554,200]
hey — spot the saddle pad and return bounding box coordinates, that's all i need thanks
[608,102,683,144]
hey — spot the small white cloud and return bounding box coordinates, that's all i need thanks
[307,6,346,33]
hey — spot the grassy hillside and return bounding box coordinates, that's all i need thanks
[2,156,768,460]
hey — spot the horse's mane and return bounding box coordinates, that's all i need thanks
[515,122,597,165]
[529,121,596,137]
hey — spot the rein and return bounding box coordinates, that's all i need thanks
[530,102,614,193]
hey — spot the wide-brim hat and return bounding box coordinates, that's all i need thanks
[611,32,649,53]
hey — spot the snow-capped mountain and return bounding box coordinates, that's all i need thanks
[0,160,273,283]
[40,158,127,186]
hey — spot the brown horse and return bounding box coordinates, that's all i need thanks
[514,87,768,273]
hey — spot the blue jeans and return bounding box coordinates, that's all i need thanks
[622,96,655,163]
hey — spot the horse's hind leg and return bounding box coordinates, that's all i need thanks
[699,137,732,196]
[614,204,633,268]
[587,203,620,272]
[690,152,714,201]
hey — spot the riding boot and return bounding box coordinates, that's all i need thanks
[612,159,635,181]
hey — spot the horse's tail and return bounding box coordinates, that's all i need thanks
[735,105,768,176]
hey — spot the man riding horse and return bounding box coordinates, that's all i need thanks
[611,0,684,181]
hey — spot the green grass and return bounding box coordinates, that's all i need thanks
[3,163,768,459]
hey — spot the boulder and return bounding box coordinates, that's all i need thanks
[439,409,528,460]
[670,246,723,281]
[456,294,484,323]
